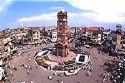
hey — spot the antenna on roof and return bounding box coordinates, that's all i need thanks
[20,23,24,28]
[61,8,65,12]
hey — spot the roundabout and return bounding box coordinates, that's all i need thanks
[35,47,90,76]
[34,9,91,76]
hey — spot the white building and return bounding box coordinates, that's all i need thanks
[0,67,5,80]
[75,53,90,64]
[97,34,102,43]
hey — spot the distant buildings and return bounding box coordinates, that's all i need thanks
[84,27,103,44]
[102,29,111,41]
[27,27,41,42]
[0,10,125,55]
[12,28,27,38]
[115,24,125,50]
[3,28,13,38]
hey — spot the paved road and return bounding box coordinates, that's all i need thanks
[6,44,114,83]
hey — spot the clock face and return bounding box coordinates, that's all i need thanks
[59,22,63,26]
[58,22,63,29]
[63,19,66,21]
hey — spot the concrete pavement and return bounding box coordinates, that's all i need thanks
[5,44,114,83]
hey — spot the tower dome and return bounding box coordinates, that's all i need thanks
[60,8,65,13]
[58,8,67,14]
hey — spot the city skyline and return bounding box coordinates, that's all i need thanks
[0,0,125,31]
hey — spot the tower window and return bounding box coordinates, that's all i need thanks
[120,41,122,44]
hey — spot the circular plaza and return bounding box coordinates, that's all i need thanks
[34,46,90,76]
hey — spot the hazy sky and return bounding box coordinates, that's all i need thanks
[0,0,125,31]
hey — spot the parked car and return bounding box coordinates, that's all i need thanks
[117,49,125,56]
[10,47,17,55]
[84,45,91,48]
[54,71,64,76]
[41,47,54,51]
[64,70,78,76]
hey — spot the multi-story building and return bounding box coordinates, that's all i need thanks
[3,28,13,38]
[55,9,68,57]
[108,24,125,50]
[33,29,41,42]
[102,29,111,41]
[82,27,103,44]
[115,24,123,50]
[13,28,27,38]
[68,27,77,38]
[27,27,41,42]
[121,32,125,49]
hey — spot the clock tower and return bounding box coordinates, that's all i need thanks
[55,9,68,57]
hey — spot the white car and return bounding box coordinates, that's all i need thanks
[54,71,64,76]
[84,45,91,48]
[64,70,78,76]
[0,60,3,67]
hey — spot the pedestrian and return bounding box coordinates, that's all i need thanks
[24,65,28,69]
[8,65,11,69]
[57,79,60,83]
[29,66,32,69]
[9,62,11,66]
[11,76,14,80]
[12,64,15,69]
[30,81,34,83]
[36,66,38,69]
[27,70,30,75]
[14,66,17,70]
[86,70,91,76]
[60,80,64,83]
[29,57,31,61]
[10,71,13,76]
[22,64,24,67]
[21,81,25,83]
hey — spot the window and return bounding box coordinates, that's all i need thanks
[123,41,125,44]
[59,22,63,26]
[123,36,125,39]
[33,32,35,34]
[59,26,63,29]
[120,41,122,44]
[121,37,123,40]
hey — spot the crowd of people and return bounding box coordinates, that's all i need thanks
[2,35,125,83]
[3,50,38,83]
[102,57,125,83]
